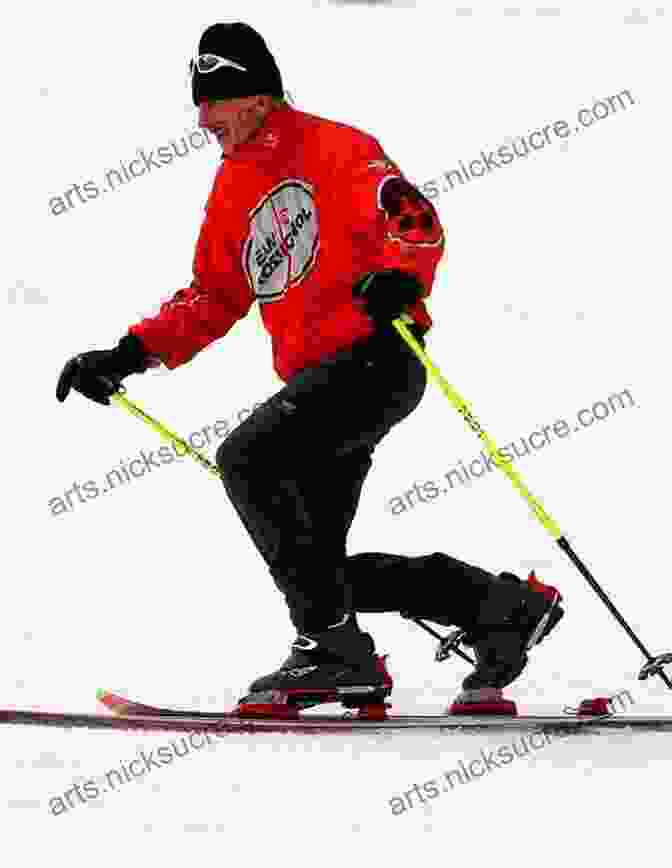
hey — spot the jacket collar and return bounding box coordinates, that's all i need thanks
[225,102,298,163]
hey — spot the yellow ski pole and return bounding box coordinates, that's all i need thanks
[110,387,222,480]
[391,313,672,690]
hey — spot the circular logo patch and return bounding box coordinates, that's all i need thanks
[243,180,319,303]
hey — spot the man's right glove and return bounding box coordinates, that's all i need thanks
[56,333,153,406]
[352,269,424,325]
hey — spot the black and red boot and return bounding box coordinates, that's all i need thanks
[236,614,392,718]
[449,570,564,715]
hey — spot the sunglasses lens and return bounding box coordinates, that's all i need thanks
[198,54,222,73]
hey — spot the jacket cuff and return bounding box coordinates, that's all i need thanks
[114,333,154,375]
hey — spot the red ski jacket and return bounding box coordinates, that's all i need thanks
[129,103,445,383]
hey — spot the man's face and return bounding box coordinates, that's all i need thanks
[198,96,270,157]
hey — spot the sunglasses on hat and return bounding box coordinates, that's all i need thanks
[189,53,248,76]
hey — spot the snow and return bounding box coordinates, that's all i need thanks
[3,0,671,865]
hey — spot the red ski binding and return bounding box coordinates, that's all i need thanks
[449,698,518,716]
[355,702,391,720]
[574,697,612,717]
[234,655,394,719]
[234,702,300,720]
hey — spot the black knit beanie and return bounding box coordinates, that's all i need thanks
[191,22,284,106]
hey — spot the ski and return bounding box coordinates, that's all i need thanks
[89,689,672,733]
[1,689,670,734]
[0,708,236,734]
[2,702,672,733]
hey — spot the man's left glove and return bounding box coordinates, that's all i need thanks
[56,333,151,406]
[352,269,424,324]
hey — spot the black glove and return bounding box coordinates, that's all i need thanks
[352,269,424,324]
[56,333,151,406]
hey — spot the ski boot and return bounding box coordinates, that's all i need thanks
[449,570,564,716]
[235,614,393,719]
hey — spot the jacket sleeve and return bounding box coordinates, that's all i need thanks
[128,184,254,370]
[340,134,446,295]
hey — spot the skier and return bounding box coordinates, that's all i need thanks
[56,22,564,714]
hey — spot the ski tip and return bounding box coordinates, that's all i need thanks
[96,689,131,714]
[96,688,117,705]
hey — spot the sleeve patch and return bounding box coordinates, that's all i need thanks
[378,177,443,247]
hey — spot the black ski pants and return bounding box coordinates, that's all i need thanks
[216,325,499,635]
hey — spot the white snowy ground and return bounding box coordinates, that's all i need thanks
[3,688,672,866]
[3,1,671,865]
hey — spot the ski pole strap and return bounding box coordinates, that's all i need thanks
[110,389,223,480]
[391,314,562,540]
